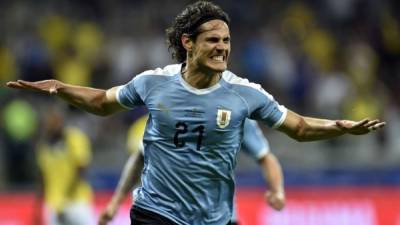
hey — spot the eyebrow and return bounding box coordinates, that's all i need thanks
[204,34,230,39]
[205,35,231,40]
[197,22,230,34]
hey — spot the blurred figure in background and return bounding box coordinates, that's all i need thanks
[34,106,94,225]
[98,115,285,225]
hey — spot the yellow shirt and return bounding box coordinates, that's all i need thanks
[126,115,148,154]
[37,127,92,212]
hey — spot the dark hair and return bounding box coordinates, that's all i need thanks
[166,1,230,63]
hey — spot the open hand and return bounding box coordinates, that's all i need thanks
[336,119,386,135]
[6,80,61,95]
[265,190,285,211]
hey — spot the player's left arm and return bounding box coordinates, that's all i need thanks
[242,119,285,210]
[258,152,285,211]
[277,110,386,142]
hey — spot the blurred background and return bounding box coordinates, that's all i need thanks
[0,0,399,224]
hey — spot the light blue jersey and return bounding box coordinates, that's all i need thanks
[231,119,270,223]
[116,64,287,225]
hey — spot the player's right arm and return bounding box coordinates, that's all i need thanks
[6,80,125,116]
[98,152,144,225]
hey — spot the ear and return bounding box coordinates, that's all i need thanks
[181,34,193,51]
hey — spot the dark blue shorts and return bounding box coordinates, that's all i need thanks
[130,206,179,225]
[130,206,232,225]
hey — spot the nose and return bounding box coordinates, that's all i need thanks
[215,41,228,51]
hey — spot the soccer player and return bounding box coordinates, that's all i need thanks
[33,107,94,225]
[97,116,284,225]
[8,1,385,224]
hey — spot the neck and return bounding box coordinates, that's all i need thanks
[182,63,222,89]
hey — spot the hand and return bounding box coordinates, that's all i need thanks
[98,203,118,225]
[336,119,386,135]
[6,79,62,95]
[265,190,285,211]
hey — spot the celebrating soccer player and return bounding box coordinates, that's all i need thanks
[8,1,385,225]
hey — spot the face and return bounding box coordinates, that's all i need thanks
[44,109,64,137]
[186,19,231,73]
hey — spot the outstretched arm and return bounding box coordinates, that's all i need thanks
[6,80,125,116]
[258,153,285,211]
[278,110,386,142]
[98,152,144,225]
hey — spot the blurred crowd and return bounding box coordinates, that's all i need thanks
[0,0,399,190]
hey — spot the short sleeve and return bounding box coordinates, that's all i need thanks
[223,71,287,129]
[116,78,145,109]
[247,85,287,129]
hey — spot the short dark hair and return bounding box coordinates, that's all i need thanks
[166,1,230,63]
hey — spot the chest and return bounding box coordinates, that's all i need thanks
[145,87,248,137]
[38,142,72,170]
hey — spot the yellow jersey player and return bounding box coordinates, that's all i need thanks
[34,108,94,225]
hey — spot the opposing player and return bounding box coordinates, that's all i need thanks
[8,1,385,224]
[98,116,284,225]
[34,107,94,225]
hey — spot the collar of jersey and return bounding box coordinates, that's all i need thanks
[178,72,222,95]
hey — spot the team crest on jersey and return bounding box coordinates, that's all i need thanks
[216,109,231,128]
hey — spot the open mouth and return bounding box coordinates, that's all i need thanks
[211,55,224,62]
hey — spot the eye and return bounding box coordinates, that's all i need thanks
[206,37,219,43]
[223,37,230,44]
